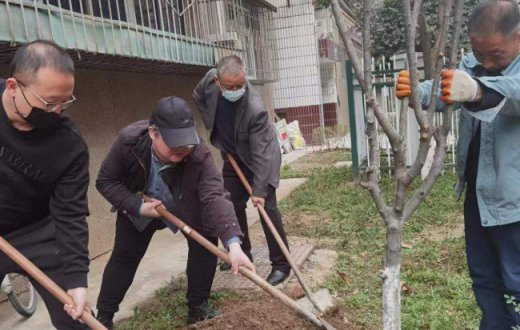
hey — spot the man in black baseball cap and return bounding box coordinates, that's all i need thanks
[95,96,254,328]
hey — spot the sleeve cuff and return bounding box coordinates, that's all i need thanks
[63,272,88,290]
[252,185,268,198]
[464,80,505,112]
[224,236,242,249]
[138,199,145,216]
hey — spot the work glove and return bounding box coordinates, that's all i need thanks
[440,69,480,104]
[395,70,411,99]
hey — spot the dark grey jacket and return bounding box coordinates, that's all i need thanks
[192,68,281,198]
[96,120,242,242]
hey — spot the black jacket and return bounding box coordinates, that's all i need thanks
[96,120,242,242]
[0,79,90,289]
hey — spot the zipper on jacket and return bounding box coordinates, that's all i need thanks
[130,146,148,191]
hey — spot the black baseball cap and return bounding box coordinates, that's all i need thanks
[150,96,200,148]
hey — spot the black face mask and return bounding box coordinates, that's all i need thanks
[24,106,61,131]
[13,97,61,131]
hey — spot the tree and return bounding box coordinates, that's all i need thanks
[330,0,465,329]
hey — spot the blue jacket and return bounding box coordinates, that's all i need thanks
[419,53,520,227]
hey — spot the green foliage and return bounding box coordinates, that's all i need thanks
[280,166,479,328]
[371,0,482,59]
[314,0,331,9]
[505,294,520,330]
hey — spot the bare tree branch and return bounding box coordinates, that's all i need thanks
[331,0,365,86]
[442,0,465,135]
[361,0,391,220]
[400,0,427,131]
[402,131,447,220]
[404,0,453,186]
[425,0,453,119]
[418,13,433,79]
[411,0,423,30]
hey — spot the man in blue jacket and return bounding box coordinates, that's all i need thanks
[396,1,520,328]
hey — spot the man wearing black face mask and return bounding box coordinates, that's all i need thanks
[0,40,90,329]
[193,55,291,286]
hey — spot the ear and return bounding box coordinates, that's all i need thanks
[148,126,156,141]
[5,78,18,97]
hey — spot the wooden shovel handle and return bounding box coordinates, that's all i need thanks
[226,154,325,313]
[0,236,106,330]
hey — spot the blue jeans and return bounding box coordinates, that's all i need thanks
[465,183,520,330]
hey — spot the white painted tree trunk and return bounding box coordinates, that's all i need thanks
[382,220,402,330]
[382,263,401,330]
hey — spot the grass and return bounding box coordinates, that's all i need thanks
[116,277,239,330]
[279,163,479,329]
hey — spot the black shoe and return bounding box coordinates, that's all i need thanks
[219,262,232,271]
[96,311,114,330]
[266,269,290,286]
[186,301,222,325]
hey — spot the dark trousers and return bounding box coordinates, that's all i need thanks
[222,160,290,273]
[0,218,87,330]
[465,183,520,330]
[96,216,218,315]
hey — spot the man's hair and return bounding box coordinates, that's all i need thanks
[216,55,245,78]
[468,0,520,38]
[9,40,75,83]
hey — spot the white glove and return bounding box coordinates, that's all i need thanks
[440,69,480,104]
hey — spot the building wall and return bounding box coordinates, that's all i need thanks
[315,7,350,130]
[270,0,321,109]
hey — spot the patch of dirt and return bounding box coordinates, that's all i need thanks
[203,213,346,329]
[189,291,357,330]
[284,212,331,232]
[413,215,465,243]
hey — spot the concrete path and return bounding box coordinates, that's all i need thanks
[0,176,308,329]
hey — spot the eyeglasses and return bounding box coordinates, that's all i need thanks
[17,80,76,113]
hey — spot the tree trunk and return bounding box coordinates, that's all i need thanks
[382,218,402,330]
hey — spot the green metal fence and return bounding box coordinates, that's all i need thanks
[0,0,277,79]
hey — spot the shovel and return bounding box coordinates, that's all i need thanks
[0,235,106,330]
[144,195,335,329]
[226,154,328,314]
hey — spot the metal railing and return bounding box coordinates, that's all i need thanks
[0,0,277,79]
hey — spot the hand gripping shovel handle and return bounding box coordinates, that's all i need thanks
[226,154,325,313]
[143,195,333,329]
[0,235,106,330]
